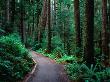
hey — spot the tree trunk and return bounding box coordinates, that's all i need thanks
[6,0,10,23]
[54,0,57,29]
[5,0,11,33]
[20,1,25,43]
[32,9,35,42]
[84,0,95,66]
[107,0,110,61]
[37,0,47,47]
[74,0,81,56]
[102,0,109,60]
[10,0,15,29]
[47,0,51,53]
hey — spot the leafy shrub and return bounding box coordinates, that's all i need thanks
[32,42,42,50]
[37,48,56,59]
[56,55,77,63]
[74,47,82,56]
[53,47,65,58]
[0,28,5,33]
[36,48,78,63]
[25,37,34,48]
[95,48,101,56]
[51,36,63,49]
[0,34,34,81]
[66,62,110,82]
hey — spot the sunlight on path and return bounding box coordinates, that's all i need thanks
[27,51,70,82]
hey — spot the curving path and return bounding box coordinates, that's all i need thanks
[27,51,70,82]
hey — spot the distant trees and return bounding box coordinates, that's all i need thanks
[38,0,47,47]
[0,0,109,66]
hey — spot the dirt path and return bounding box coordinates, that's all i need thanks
[27,51,70,82]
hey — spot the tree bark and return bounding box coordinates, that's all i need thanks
[6,0,10,23]
[10,0,15,29]
[47,0,51,53]
[108,0,110,61]
[20,0,25,43]
[37,0,47,47]
[84,0,95,65]
[74,0,81,56]
[102,0,109,59]
[5,0,13,34]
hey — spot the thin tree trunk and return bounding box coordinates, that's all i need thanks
[54,0,57,29]
[107,0,110,61]
[32,9,35,42]
[63,23,66,51]
[20,1,25,43]
[10,0,15,29]
[47,0,51,53]
[74,0,81,56]
[6,0,10,23]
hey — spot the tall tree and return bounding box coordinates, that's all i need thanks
[38,0,47,47]
[47,0,51,53]
[108,0,110,60]
[84,0,95,65]
[20,0,25,43]
[10,0,15,29]
[74,0,81,56]
[6,0,10,23]
[5,0,11,33]
[102,0,109,60]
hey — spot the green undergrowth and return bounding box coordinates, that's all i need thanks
[65,62,110,82]
[0,34,34,82]
[36,48,78,64]
[36,49,56,59]
[36,48,110,82]
[56,55,77,63]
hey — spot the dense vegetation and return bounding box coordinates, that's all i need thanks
[0,0,110,81]
[0,34,34,81]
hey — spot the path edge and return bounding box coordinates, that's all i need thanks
[23,58,37,82]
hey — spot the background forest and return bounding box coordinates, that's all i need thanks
[0,0,110,82]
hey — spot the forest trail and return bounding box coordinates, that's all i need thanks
[27,51,70,82]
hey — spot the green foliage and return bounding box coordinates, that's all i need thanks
[94,48,105,64]
[74,47,83,57]
[37,48,56,59]
[37,48,78,64]
[25,37,34,48]
[56,55,77,63]
[53,47,64,57]
[0,34,34,81]
[0,28,5,37]
[95,48,101,56]
[52,36,64,49]
[0,0,109,81]
[66,62,110,82]
[0,28,5,33]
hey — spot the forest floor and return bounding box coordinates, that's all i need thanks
[27,51,70,82]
